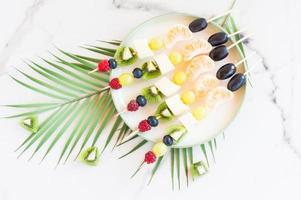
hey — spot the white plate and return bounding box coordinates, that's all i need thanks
[111,13,247,148]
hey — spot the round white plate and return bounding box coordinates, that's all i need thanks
[111,13,246,148]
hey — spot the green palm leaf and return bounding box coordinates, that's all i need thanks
[6,2,246,188]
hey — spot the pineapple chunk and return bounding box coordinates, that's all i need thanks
[154,54,174,74]
[178,113,198,130]
[133,39,154,59]
[165,95,189,116]
[154,77,180,97]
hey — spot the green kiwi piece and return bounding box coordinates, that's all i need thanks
[155,102,174,122]
[141,61,161,80]
[141,85,163,104]
[190,161,208,178]
[166,124,187,143]
[20,115,39,133]
[79,146,100,166]
[114,46,138,66]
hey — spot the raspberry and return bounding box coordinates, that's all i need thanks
[144,151,156,164]
[138,119,151,132]
[109,78,122,90]
[127,100,139,112]
[97,60,110,72]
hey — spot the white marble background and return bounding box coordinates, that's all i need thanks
[0,0,301,199]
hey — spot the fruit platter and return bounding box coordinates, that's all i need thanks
[109,13,248,150]
[5,10,252,188]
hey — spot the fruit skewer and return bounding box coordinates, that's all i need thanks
[115,76,180,117]
[227,59,262,91]
[121,74,222,143]
[132,87,233,176]
[188,9,233,33]
[208,27,247,46]
[116,53,218,116]
[216,53,255,80]
[209,34,253,61]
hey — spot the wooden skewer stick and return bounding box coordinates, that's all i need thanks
[131,161,145,178]
[228,33,254,50]
[235,52,256,67]
[88,68,98,74]
[121,129,140,143]
[228,27,248,37]
[114,109,127,118]
[207,9,233,23]
[243,59,263,75]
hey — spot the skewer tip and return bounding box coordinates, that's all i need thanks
[120,130,139,143]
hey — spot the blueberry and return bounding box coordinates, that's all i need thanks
[163,135,173,146]
[147,116,159,127]
[136,95,147,107]
[132,68,143,78]
[108,58,117,69]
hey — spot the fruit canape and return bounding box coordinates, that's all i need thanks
[133,86,234,174]
[117,76,180,116]
[122,74,221,142]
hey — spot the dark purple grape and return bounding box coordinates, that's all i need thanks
[209,45,229,61]
[227,73,246,91]
[208,32,228,46]
[216,63,236,80]
[189,18,208,32]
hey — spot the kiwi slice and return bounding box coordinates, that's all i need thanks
[141,61,161,80]
[141,85,163,104]
[155,102,174,121]
[20,115,39,133]
[190,161,208,178]
[79,146,100,166]
[166,124,187,143]
[114,46,138,66]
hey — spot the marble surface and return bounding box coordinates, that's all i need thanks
[0,0,301,199]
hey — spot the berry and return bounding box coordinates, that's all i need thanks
[192,106,207,121]
[132,68,143,78]
[109,78,122,89]
[152,142,168,157]
[97,60,110,72]
[119,73,134,86]
[108,58,117,69]
[136,95,147,107]
[144,151,156,164]
[127,100,139,111]
[149,37,163,51]
[138,120,151,132]
[173,71,187,85]
[181,90,196,105]
[163,135,173,146]
[169,52,183,65]
[147,116,159,127]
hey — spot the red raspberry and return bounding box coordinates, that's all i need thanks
[138,119,151,132]
[97,60,110,72]
[144,151,156,164]
[127,100,139,111]
[109,78,122,90]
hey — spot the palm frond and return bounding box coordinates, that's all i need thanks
[6,6,245,189]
